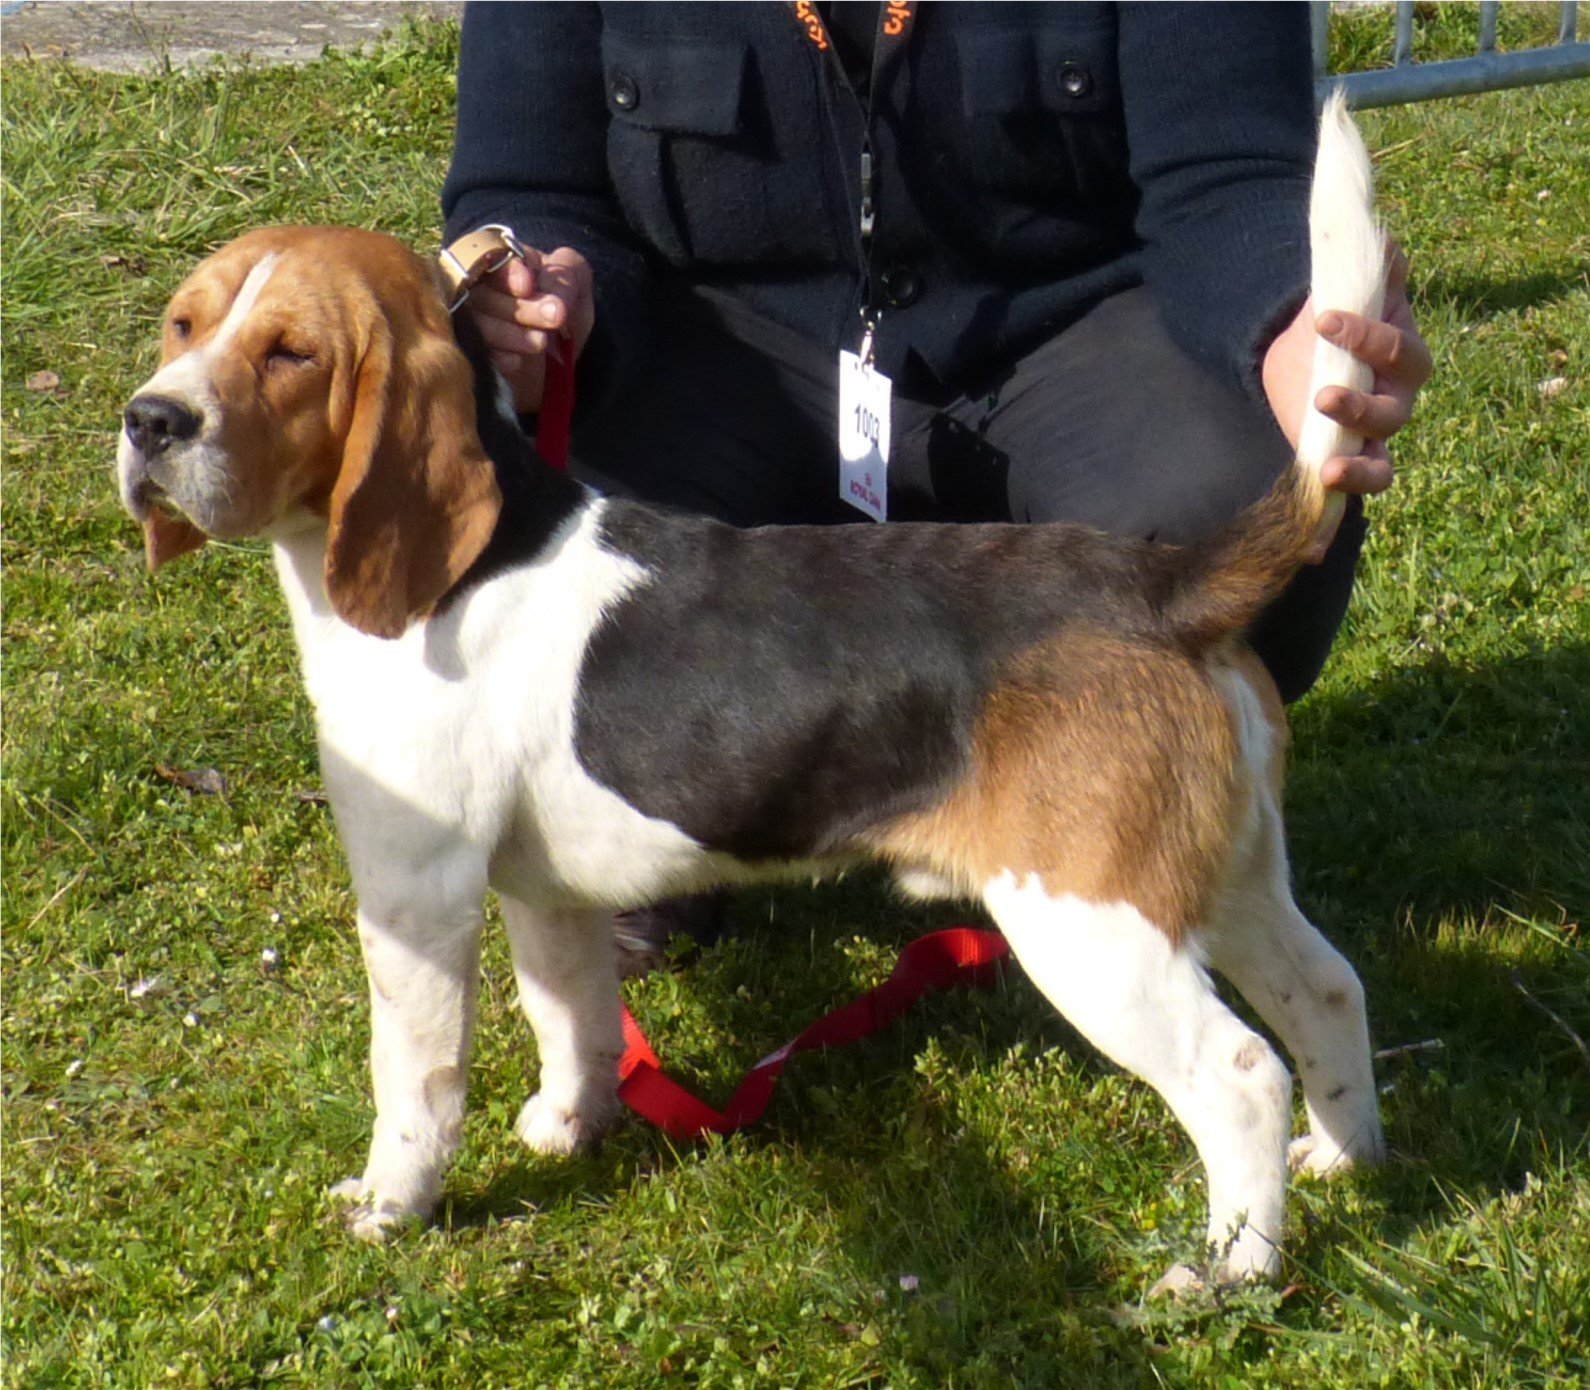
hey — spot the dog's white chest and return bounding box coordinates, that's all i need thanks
[270,502,713,906]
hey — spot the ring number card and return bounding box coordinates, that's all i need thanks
[838,348,892,522]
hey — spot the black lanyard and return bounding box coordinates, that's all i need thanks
[790,2,916,317]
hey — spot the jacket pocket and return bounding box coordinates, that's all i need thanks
[602,32,748,136]
[949,22,1128,204]
[956,24,1119,118]
[601,32,832,268]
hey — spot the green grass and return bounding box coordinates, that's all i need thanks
[3,21,1588,1390]
[1324,1,1579,74]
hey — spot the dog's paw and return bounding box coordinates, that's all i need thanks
[1287,1134,1337,1176]
[327,1177,420,1242]
[1288,1127,1385,1178]
[1149,1251,1282,1300]
[514,1092,611,1155]
[1148,1263,1208,1300]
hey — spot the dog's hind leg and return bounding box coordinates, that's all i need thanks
[1202,660,1385,1178]
[983,872,1292,1286]
[1204,800,1384,1178]
[335,896,485,1241]
[500,898,623,1155]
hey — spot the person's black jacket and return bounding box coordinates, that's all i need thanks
[443,2,1316,402]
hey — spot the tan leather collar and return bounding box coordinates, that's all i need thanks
[438,225,526,313]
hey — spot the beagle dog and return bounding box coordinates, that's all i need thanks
[118,95,1387,1287]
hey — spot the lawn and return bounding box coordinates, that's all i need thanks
[3,16,1587,1390]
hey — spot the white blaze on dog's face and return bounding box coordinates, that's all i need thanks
[117,226,501,638]
[120,230,351,560]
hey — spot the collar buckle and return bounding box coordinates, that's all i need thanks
[439,224,528,315]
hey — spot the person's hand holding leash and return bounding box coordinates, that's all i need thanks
[463,244,595,414]
[1263,243,1432,558]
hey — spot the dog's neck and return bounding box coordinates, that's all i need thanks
[448,305,592,594]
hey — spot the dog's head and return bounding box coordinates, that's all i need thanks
[117,226,501,638]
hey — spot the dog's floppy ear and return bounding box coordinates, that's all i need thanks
[324,316,501,640]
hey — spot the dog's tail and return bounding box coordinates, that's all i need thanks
[1164,90,1388,650]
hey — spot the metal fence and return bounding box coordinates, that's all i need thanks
[1311,0,1590,106]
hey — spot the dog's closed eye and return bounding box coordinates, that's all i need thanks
[266,339,315,370]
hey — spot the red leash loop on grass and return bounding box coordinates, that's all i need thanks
[617,926,1010,1140]
[536,339,575,472]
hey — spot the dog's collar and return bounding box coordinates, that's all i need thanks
[439,224,527,315]
[439,224,578,473]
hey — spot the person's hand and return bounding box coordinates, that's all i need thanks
[461,245,595,414]
[1261,243,1432,554]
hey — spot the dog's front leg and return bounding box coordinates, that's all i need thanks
[500,898,623,1154]
[332,898,484,1241]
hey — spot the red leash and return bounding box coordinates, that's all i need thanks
[535,337,575,474]
[617,925,1010,1141]
[533,344,1011,1140]
[616,922,1004,1138]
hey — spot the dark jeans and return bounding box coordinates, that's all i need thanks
[572,283,1364,703]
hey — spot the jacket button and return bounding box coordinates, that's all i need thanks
[1056,61,1092,98]
[880,263,921,308]
[610,73,640,111]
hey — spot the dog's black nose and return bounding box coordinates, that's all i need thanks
[124,395,201,457]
